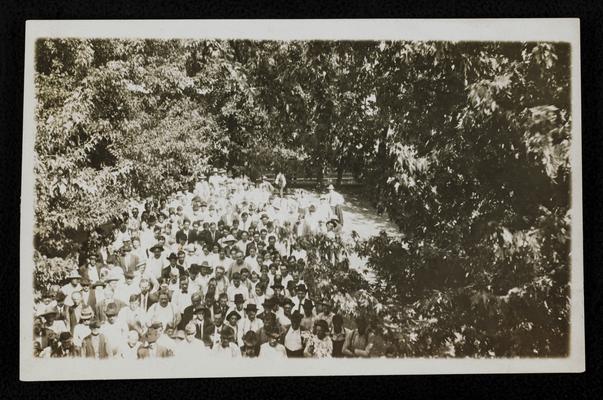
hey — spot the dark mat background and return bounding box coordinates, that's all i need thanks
[1,1,601,398]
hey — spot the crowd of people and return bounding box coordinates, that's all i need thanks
[33,170,392,360]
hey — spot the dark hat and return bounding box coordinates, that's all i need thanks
[91,280,106,289]
[80,278,91,286]
[271,282,284,290]
[245,303,258,312]
[124,271,135,279]
[89,319,101,329]
[150,244,163,252]
[226,310,242,321]
[296,283,307,292]
[55,292,66,302]
[262,298,274,307]
[167,253,178,260]
[199,201,208,207]
[189,264,200,273]
[234,293,245,304]
[232,272,241,280]
[194,304,208,313]
[59,331,72,342]
[105,302,119,317]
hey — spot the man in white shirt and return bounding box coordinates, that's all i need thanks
[145,244,165,281]
[236,303,264,346]
[283,311,304,357]
[118,330,141,359]
[226,273,249,307]
[100,302,127,357]
[259,326,287,360]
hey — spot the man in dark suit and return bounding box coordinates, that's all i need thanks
[138,278,157,311]
[175,219,192,245]
[137,326,173,358]
[203,222,222,249]
[81,319,110,359]
[188,220,200,244]
[190,304,214,347]
[161,253,187,281]
[178,292,204,331]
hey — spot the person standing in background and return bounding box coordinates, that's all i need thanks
[275,171,287,198]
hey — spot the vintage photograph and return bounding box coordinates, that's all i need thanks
[20,20,583,379]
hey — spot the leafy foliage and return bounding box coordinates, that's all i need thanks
[33,39,572,357]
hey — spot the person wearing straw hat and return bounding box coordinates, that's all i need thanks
[60,269,82,305]
[40,305,69,335]
[72,305,94,348]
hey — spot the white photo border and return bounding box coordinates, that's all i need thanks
[20,18,584,381]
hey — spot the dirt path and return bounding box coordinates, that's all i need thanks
[291,188,399,281]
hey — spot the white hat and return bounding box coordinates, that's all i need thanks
[327,184,334,190]
[223,235,236,244]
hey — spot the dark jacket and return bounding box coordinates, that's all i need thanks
[137,343,173,359]
[81,334,110,359]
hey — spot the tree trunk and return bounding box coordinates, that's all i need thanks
[336,156,344,186]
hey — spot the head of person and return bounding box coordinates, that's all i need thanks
[282,299,293,317]
[218,293,228,307]
[315,320,329,340]
[242,331,259,356]
[245,303,258,320]
[177,251,186,264]
[215,266,225,279]
[194,304,206,321]
[232,272,241,287]
[180,279,189,292]
[296,284,307,299]
[158,292,170,308]
[268,326,281,347]
[191,292,203,308]
[226,311,241,327]
[139,278,151,294]
[220,325,235,348]
[87,254,97,267]
[254,284,265,298]
[106,303,119,324]
[184,322,197,343]
[129,294,140,310]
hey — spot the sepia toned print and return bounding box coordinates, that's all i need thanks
[21,20,583,379]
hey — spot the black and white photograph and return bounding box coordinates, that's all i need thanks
[20,19,584,380]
